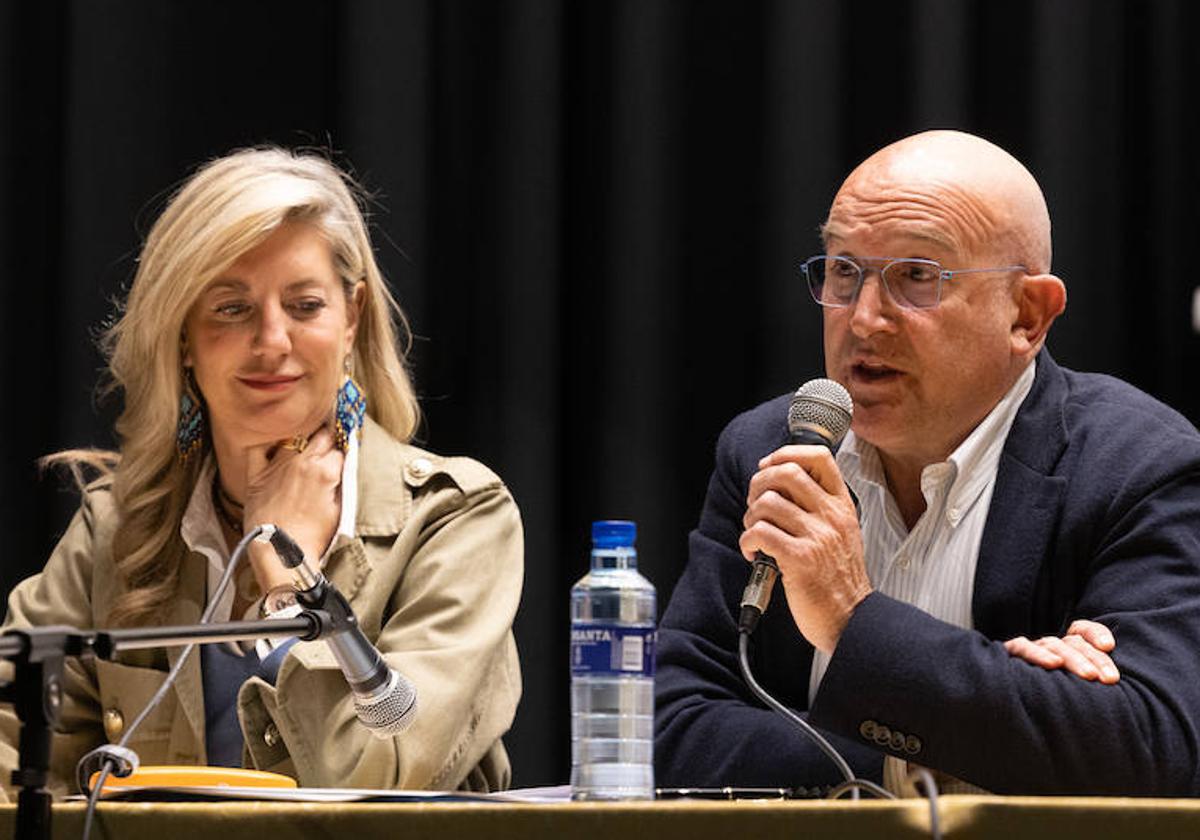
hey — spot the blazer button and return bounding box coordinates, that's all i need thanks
[102,708,124,741]
[859,720,877,740]
[263,722,281,748]
[905,735,922,755]
[889,730,906,751]
[873,724,892,746]
[406,458,433,481]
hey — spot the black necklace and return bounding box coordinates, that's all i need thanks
[211,476,244,535]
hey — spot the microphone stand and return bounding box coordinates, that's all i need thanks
[0,627,92,840]
[0,611,332,840]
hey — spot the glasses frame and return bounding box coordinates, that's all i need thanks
[801,255,1028,310]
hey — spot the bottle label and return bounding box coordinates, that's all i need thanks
[570,624,656,677]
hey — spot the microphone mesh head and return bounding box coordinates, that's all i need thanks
[788,378,853,445]
[355,670,418,737]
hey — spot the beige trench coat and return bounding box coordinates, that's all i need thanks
[0,418,523,800]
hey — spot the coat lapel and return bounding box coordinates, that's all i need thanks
[972,351,1069,640]
[324,418,409,604]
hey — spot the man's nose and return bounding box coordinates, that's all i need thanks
[847,271,896,336]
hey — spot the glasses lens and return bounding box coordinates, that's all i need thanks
[881,260,942,308]
[806,256,860,307]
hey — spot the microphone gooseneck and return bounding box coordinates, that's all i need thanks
[738,378,853,635]
[261,526,418,737]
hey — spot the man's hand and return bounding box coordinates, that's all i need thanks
[739,444,871,654]
[1004,620,1119,684]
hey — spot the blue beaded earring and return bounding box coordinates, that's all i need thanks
[176,367,206,463]
[334,356,367,451]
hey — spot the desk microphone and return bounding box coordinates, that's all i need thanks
[259,526,417,736]
[738,378,853,634]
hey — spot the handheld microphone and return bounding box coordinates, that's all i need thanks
[738,378,853,635]
[257,526,417,737]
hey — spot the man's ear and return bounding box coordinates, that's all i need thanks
[1011,273,1066,359]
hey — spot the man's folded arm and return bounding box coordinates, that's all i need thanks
[810,465,1200,796]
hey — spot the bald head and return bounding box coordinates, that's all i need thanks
[825,131,1053,273]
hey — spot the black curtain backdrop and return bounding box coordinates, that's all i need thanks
[2,0,1198,788]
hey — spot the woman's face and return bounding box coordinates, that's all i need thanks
[183,221,363,453]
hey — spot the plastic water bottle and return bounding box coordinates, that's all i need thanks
[570,520,656,800]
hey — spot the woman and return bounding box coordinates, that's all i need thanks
[0,148,523,798]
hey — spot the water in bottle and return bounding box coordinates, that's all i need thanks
[570,520,656,800]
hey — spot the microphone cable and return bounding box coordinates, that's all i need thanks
[77,524,267,840]
[736,630,890,801]
[828,767,942,840]
[733,377,941,835]
[737,631,945,840]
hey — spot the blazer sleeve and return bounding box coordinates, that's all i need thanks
[655,407,883,790]
[809,427,1200,795]
[236,462,524,792]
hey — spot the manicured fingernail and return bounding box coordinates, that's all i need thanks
[1102,666,1118,679]
[1100,634,1114,646]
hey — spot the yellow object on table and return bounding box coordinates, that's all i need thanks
[89,765,297,791]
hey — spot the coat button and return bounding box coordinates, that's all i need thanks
[873,724,892,746]
[406,458,433,481]
[859,720,877,740]
[263,722,281,748]
[102,707,124,741]
[905,735,922,755]
[889,730,906,751]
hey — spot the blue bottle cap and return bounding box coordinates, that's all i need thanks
[592,520,636,548]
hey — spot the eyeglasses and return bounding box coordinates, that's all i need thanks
[801,255,1028,310]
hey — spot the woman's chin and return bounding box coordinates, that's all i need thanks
[211,415,327,451]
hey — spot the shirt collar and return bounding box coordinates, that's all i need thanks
[941,359,1036,524]
[332,432,359,550]
[180,457,228,572]
[837,358,1037,528]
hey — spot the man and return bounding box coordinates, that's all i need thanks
[655,130,1200,796]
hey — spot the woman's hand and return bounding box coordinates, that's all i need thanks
[1004,619,1119,684]
[242,426,344,590]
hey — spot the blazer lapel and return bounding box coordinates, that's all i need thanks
[972,351,1069,640]
[324,417,408,606]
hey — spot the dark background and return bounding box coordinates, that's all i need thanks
[2,0,1197,788]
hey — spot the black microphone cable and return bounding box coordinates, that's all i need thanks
[735,379,886,798]
[77,524,267,840]
[735,629,891,801]
[734,377,943,836]
[737,628,944,839]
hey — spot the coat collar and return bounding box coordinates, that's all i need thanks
[352,416,413,538]
[971,348,1070,638]
[322,415,426,605]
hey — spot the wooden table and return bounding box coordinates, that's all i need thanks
[4,795,1200,840]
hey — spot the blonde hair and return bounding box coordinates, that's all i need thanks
[55,147,420,626]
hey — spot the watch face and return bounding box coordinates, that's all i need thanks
[265,588,298,615]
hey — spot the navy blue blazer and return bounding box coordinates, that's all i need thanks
[655,350,1200,795]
